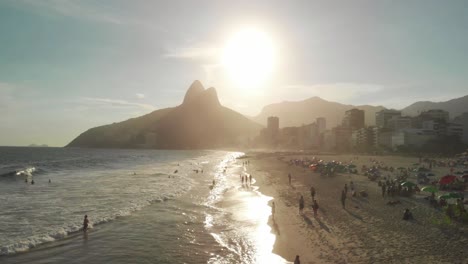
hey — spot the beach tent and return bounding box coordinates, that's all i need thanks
[438,175,457,185]
[421,186,438,193]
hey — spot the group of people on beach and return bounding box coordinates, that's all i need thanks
[240,173,253,185]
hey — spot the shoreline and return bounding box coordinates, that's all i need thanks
[246,152,468,263]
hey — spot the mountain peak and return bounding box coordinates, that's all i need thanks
[183,80,205,105]
[182,81,221,108]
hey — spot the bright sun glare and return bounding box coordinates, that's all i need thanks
[222,28,275,89]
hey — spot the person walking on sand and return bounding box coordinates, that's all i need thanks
[299,195,305,214]
[288,173,292,185]
[249,174,252,184]
[83,215,89,232]
[312,199,319,217]
[341,189,346,209]
[381,183,386,198]
[294,255,300,264]
[310,186,316,200]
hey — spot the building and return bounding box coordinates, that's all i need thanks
[453,112,468,144]
[376,109,401,128]
[342,109,365,130]
[333,126,352,151]
[352,126,378,151]
[387,116,412,131]
[420,109,449,122]
[267,116,279,133]
[316,117,326,134]
[391,129,436,149]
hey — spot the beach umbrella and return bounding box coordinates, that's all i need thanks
[438,194,453,200]
[439,175,457,185]
[449,192,463,199]
[401,181,416,187]
[421,186,438,193]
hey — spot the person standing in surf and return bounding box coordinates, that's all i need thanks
[83,215,89,232]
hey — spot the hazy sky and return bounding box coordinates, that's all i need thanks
[1,0,468,146]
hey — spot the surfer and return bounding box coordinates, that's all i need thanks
[83,215,89,232]
[31,179,35,185]
[49,179,51,183]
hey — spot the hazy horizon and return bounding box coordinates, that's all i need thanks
[1,0,468,146]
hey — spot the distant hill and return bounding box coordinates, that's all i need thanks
[401,95,468,118]
[253,96,385,128]
[28,144,49,147]
[67,81,262,149]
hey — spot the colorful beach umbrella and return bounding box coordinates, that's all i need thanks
[439,175,457,185]
[401,181,416,187]
[421,186,438,193]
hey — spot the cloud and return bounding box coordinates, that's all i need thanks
[282,83,385,104]
[81,97,155,111]
[15,0,126,24]
[163,46,220,60]
[0,82,16,109]
[136,93,145,99]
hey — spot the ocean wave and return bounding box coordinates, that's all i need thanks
[0,174,193,256]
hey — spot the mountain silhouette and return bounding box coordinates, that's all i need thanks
[253,96,385,128]
[67,81,261,149]
[401,95,468,118]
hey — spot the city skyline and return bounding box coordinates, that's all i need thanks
[1,0,468,146]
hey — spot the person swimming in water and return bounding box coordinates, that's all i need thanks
[83,215,89,231]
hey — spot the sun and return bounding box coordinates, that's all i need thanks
[222,28,275,89]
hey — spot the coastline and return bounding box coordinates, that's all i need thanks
[246,152,468,263]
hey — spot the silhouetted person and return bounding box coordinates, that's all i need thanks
[299,195,305,214]
[294,255,300,264]
[288,173,292,185]
[212,179,215,186]
[312,200,319,217]
[403,209,413,220]
[381,184,386,198]
[310,186,316,200]
[83,215,89,231]
[25,178,28,183]
[31,179,35,185]
[341,189,346,208]
[49,179,51,183]
[249,175,252,184]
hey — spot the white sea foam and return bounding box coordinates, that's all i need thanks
[0,150,220,256]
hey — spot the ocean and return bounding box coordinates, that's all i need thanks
[0,147,286,264]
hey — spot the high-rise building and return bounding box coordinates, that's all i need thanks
[342,109,365,130]
[267,116,279,133]
[316,117,326,134]
[375,109,401,128]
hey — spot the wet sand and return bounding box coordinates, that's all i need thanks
[246,153,468,264]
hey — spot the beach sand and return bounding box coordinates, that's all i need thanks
[246,153,468,264]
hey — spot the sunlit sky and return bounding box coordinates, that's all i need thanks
[1,0,468,146]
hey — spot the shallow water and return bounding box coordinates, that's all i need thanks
[0,147,287,263]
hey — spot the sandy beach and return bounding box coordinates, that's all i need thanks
[246,152,468,264]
